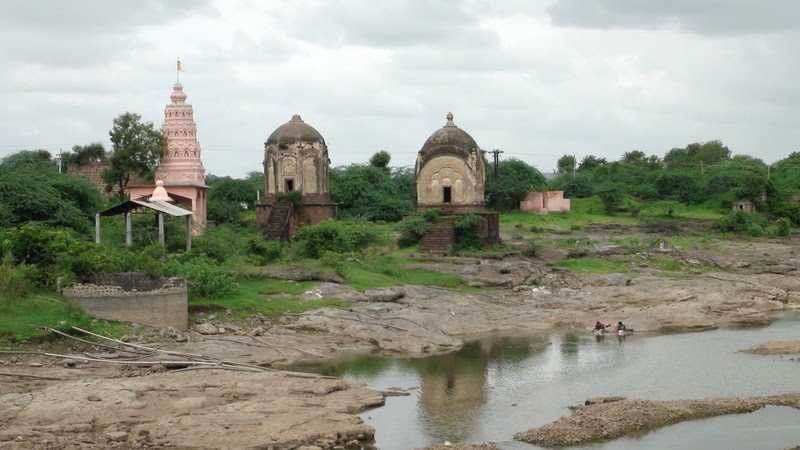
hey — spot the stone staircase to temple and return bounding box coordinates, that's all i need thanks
[263,200,293,241]
[420,219,455,254]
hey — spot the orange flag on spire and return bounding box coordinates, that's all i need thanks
[177,58,183,72]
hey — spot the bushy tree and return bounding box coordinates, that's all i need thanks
[103,113,164,195]
[556,154,576,175]
[486,158,546,210]
[578,155,607,171]
[64,143,106,168]
[330,161,414,221]
[206,175,258,224]
[369,151,391,170]
[0,152,101,232]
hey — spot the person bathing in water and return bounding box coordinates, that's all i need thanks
[616,321,627,336]
[593,321,608,335]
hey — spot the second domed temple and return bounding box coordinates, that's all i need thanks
[256,115,336,239]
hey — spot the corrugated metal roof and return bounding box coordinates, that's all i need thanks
[100,199,193,217]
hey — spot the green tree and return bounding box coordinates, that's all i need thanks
[369,151,391,170]
[772,152,800,195]
[0,150,54,172]
[206,175,258,224]
[578,155,607,172]
[556,154,576,175]
[486,158,546,210]
[0,152,100,231]
[64,143,106,169]
[103,113,164,195]
[330,164,414,221]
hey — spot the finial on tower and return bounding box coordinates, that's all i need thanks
[445,112,455,127]
[176,57,183,83]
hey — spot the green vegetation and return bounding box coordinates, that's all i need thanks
[189,278,348,319]
[0,291,130,343]
[555,257,629,274]
[103,112,164,196]
[333,255,464,291]
[329,152,415,221]
[486,158,546,210]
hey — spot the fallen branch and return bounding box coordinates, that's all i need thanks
[42,327,149,356]
[71,326,212,360]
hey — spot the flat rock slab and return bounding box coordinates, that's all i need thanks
[514,394,800,447]
[0,370,383,450]
[418,445,501,450]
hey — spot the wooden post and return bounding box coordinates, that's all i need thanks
[185,215,192,252]
[125,212,133,247]
[95,213,101,244]
[158,212,165,246]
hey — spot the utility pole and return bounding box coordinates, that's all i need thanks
[572,154,577,181]
[489,149,504,176]
[56,148,63,174]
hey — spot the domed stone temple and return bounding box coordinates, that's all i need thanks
[256,115,336,239]
[416,112,487,210]
[415,113,499,252]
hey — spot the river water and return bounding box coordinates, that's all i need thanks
[294,314,800,450]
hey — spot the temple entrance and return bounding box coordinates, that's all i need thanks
[443,186,452,204]
[285,178,294,192]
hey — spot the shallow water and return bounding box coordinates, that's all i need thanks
[295,314,800,450]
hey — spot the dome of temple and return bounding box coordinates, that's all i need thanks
[266,114,326,147]
[419,112,478,156]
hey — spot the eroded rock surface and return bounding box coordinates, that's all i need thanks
[0,370,383,449]
[514,394,800,447]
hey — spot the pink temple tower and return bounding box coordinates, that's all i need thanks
[127,82,208,233]
[157,83,206,186]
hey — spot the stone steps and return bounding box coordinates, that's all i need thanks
[420,220,455,254]
[264,201,293,241]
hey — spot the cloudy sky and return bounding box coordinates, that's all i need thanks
[2,0,800,176]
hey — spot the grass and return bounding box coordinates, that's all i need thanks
[189,278,349,319]
[554,257,630,274]
[502,197,724,235]
[0,292,130,343]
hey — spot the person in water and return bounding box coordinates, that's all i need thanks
[617,321,626,331]
[594,321,607,331]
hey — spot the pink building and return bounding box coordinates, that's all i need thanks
[520,191,571,214]
[127,82,207,233]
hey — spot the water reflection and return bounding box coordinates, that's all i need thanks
[293,315,800,450]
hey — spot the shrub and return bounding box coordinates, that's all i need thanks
[522,241,539,257]
[772,218,792,237]
[167,257,237,298]
[294,220,381,258]
[454,214,482,251]
[247,238,282,265]
[397,215,432,247]
[276,190,302,206]
[0,257,32,300]
[714,211,767,236]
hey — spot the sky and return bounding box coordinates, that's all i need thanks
[2,0,800,176]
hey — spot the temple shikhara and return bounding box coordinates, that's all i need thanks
[256,114,336,240]
[127,82,207,233]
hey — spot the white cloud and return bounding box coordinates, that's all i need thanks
[1,0,799,175]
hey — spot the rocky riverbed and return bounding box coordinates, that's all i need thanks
[0,369,383,449]
[514,394,800,447]
[2,226,799,449]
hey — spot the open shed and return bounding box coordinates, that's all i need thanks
[96,197,193,251]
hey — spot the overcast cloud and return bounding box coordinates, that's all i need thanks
[2,0,799,176]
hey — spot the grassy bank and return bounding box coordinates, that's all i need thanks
[189,278,350,320]
[0,292,129,343]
